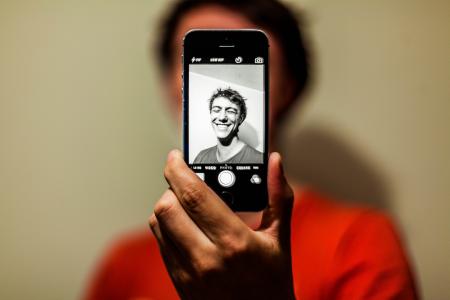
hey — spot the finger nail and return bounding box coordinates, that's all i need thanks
[167,149,181,162]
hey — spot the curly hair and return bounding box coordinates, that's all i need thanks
[208,88,247,123]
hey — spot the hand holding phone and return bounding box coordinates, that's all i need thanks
[149,30,296,299]
[150,150,295,300]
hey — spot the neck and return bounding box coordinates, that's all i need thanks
[216,136,244,162]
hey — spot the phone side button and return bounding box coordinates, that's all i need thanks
[221,191,234,207]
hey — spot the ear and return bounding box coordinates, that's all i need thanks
[238,114,245,125]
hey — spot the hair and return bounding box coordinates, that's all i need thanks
[208,88,247,123]
[156,0,310,100]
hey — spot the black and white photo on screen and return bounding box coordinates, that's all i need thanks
[189,64,264,164]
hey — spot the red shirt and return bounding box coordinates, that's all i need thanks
[85,189,418,300]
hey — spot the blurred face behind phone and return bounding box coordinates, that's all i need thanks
[164,4,294,139]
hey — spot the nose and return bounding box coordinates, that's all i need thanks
[218,110,227,121]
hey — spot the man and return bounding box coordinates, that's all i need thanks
[85,0,419,299]
[193,87,263,164]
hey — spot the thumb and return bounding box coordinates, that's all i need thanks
[259,152,294,245]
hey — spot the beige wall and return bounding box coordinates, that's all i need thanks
[0,0,448,299]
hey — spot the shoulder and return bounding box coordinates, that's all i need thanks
[88,229,157,276]
[194,146,217,163]
[83,229,167,300]
[292,188,404,248]
[328,210,418,299]
[243,144,262,155]
[87,228,159,275]
[291,188,418,299]
[240,144,263,163]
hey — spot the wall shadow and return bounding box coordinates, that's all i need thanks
[281,125,392,210]
[239,121,260,150]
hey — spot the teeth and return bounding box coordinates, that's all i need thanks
[216,124,228,129]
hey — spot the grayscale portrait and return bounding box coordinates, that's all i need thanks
[189,64,265,164]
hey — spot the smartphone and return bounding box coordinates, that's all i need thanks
[183,29,269,211]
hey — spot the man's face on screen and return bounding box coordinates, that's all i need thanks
[210,97,241,140]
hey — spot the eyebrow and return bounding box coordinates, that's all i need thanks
[211,105,238,111]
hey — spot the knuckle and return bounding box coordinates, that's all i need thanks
[171,268,192,285]
[193,256,223,277]
[220,232,251,260]
[148,214,158,228]
[180,183,203,212]
[153,197,176,219]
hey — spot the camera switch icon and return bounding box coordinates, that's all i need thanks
[250,174,262,184]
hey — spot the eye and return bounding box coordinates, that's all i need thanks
[211,107,221,113]
[226,109,237,115]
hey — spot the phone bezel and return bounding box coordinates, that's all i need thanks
[182,29,269,211]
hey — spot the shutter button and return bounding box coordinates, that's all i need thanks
[218,170,236,187]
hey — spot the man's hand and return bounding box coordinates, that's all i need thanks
[149,150,296,300]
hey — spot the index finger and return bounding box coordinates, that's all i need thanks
[164,149,246,242]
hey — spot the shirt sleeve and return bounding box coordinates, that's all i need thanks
[325,212,419,300]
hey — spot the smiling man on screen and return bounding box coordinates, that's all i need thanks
[194,87,263,164]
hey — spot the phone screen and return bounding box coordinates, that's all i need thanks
[183,30,268,211]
